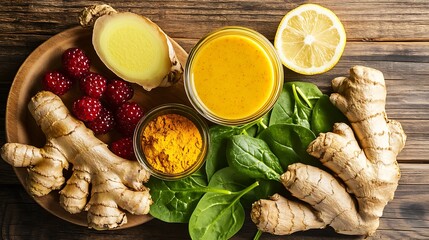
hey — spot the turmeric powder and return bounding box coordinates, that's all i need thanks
[141,113,202,174]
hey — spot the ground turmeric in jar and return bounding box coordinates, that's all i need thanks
[141,113,202,174]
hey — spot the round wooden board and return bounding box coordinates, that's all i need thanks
[5,26,189,229]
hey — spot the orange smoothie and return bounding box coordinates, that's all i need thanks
[190,34,275,120]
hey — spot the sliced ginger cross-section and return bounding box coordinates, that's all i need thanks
[80,4,183,91]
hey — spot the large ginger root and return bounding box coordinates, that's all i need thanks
[1,91,152,230]
[251,66,406,236]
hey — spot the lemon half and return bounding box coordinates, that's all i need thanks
[274,4,346,75]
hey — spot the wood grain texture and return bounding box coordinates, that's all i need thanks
[0,0,428,239]
[1,1,428,41]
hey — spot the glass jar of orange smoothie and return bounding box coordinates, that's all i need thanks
[184,26,283,126]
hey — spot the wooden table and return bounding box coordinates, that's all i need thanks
[0,1,428,239]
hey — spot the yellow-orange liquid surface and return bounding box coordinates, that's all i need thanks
[191,35,275,120]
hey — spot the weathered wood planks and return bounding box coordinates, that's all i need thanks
[0,1,428,41]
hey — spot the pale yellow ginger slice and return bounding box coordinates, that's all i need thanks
[79,4,183,91]
[251,66,406,236]
[1,91,152,230]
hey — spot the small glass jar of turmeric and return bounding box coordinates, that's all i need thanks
[133,104,209,180]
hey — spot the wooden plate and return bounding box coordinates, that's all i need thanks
[5,26,189,228]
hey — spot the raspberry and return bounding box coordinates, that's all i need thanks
[42,71,73,96]
[80,72,107,99]
[72,96,102,122]
[109,137,136,160]
[62,48,90,80]
[86,107,115,135]
[104,79,134,106]
[116,102,144,136]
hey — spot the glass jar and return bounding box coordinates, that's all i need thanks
[184,26,284,126]
[133,104,209,180]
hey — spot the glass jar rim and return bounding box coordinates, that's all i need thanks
[184,26,284,126]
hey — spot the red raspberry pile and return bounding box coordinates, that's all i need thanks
[41,47,144,160]
[109,137,135,160]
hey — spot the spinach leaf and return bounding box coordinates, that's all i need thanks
[258,124,323,169]
[241,179,284,207]
[189,192,245,240]
[146,169,208,223]
[311,94,349,135]
[208,167,252,190]
[147,169,232,223]
[205,114,272,182]
[291,84,313,129]
[257,113,270,135]
[226,135,283,181]
[241,114,270,137]
[205,125,242,181]
[244,124,258,137]
[189,168,259,240]
[269,81,322,127]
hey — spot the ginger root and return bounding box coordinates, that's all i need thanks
[1,91,152,230]
[251,66,406,236]
[80,4,183,91]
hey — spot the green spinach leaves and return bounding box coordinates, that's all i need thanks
[147,169,230,223]
[188,167,258,240]
[269,81,323,127]
[259,124,322,169]
[227,135,283,181]
[311,94,349,135]
[205,125,243,181]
